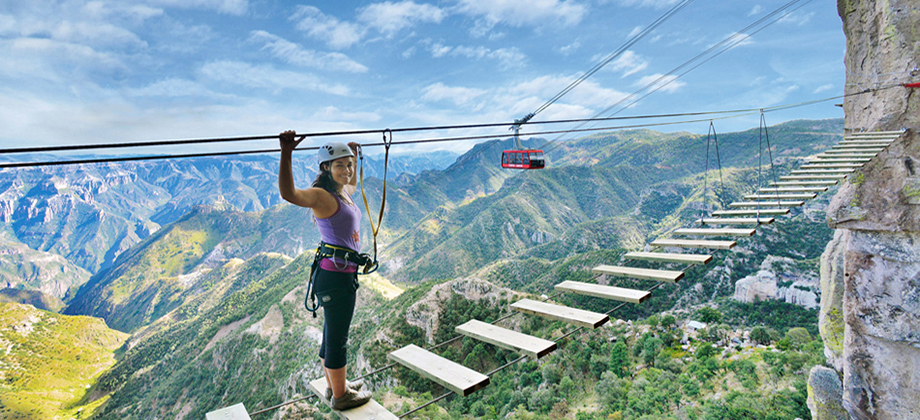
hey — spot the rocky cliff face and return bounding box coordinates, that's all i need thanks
[733,256,820,309]
[812,2,920,420]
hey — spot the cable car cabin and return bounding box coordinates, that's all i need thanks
[502,150,545,169]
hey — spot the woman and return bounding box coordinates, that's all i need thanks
[278,130,372,411]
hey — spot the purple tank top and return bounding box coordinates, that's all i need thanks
[316,193,361,273]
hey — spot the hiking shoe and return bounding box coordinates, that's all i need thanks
[325,379,365,400]
[331,388,372,410]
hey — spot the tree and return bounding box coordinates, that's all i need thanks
[697,307,722,323]
[750,326,772,345]
[609,342,630,378]
[784,327,812,350]
[660,314,677,330]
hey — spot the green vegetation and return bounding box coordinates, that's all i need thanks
[0,302,128,419]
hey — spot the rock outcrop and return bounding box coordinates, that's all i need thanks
[812,2,920,420]
[732,255,819,309]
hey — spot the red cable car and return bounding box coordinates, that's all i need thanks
[501,149,545,169]
[501,113,545,170]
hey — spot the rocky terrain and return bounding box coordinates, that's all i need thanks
[809,1,920,419]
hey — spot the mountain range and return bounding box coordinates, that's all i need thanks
[0,118,842,418]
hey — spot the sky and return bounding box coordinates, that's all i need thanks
[0,0,847,157]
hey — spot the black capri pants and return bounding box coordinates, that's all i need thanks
[313,267,357,370]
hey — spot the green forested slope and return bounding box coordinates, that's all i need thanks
[0,302,128,419]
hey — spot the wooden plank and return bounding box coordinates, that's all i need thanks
[769,180,838,186]
[650,239,736,249]
[555,280,652,304]
[780,174,847,180]
[847,130,902,135]
[712,208,790,216]
[809,157,871,163]
[743,193,817,200]
[818,150,877,155]
[729,200,805,207]
[825,143,885,153]
[674,228,756,237]
[511,299,609,328]
[206,404,252,420]
[790,169,854,175]
[592,265,684,282]
[625,251,712,265]
[758,186,828,193]
[839,140,893,145]
[455,320,557,359]
[308,378,399,420]
[388,345,490,396]
[698,217,774,225]
[800,163,864,168]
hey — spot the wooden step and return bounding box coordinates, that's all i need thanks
[780,175,847,180]
[836,139,894,147]
[790,169,854,175]
[455,320,556,359]
[673,228,756,237]
[759,186,828,193]
[816,154,877,159]
[769,180,838,186]
[308,378,398,419]
[650,239,736,250]
[824,147,885,155]
[511,299,609,328]
[206,404,252,420]
[729,200,805,207]
[712,208,790,216]
[388,344,490,396]
[698,217,774,225]
[800,163,864,169]
[592,265,684,282]
[825,143,885,153]
[845,132,902,137]
[555,280,652,304]
[809,157,871,163]
[625,251,713,265]
[744,193,817,200]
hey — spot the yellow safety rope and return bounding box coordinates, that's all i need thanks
[358,129,391,273]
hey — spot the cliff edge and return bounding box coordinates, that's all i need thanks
[813,2,920,420]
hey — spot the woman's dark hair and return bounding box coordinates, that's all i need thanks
[312,162,342,197]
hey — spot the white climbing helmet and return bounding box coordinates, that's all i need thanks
[317,142,354,165]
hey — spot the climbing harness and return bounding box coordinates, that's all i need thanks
[304,242,374,318]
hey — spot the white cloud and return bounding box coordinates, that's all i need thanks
[421,82,487,108]
[427,43,526,69]
[813,84,834,94]
[610,51,648,77]
[310,106,381,123]
[292,5,364,50]
[0,14,16,35]
[148,0,248,16]
[249,31,368,73]
[635,74,686,93]
[455,0,587,30]
[357,1,447,37]
[779,11,814,26]
[0,38,125,81]
[627,26,642,38]
[198,61,349,96]
[128,78,225,98]
[51,21,147,49]
[557,41,580,55]
[615,0,681,8]
[748,5,763,16]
